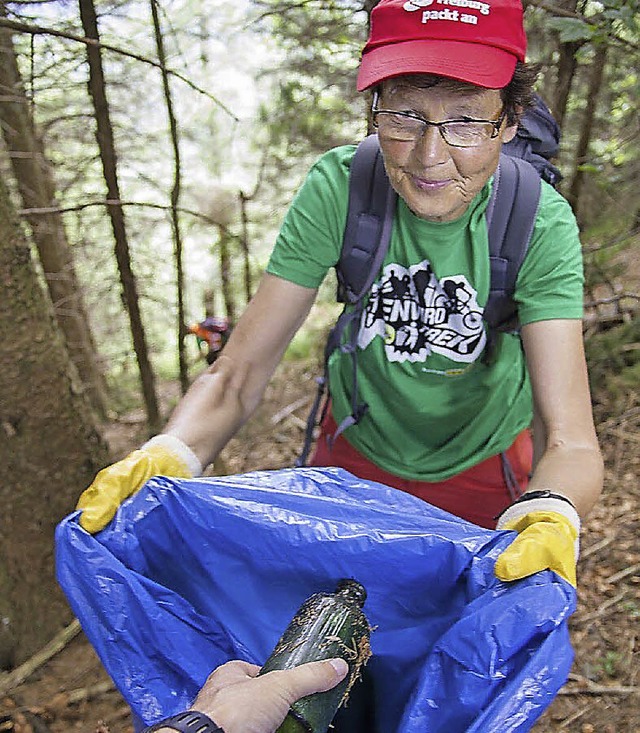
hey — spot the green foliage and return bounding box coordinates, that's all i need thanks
[104,369,147,415]
[597,650,622,678]
[621,600,640,619]
[251,0,369,184]
[598,0,640,35]
[556,31,638,230]
[585,317,640,407]
[546,16,595,43]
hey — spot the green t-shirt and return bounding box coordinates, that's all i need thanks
[267,145,584,480]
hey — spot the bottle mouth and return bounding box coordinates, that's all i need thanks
[335,578,367,607]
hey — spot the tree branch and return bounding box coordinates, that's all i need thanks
[560,673,640,696]
[606,562,640,585]
[584,293,640,308]
[17,198,225,227]
[0,16,239,119]
[0,619,81,696]
[525,0,640,51]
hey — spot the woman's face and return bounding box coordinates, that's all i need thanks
[377,78,518,223]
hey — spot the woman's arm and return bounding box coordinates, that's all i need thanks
[164,273,318,469]
[494,319,604,586]
[77,273,318,533]
[521,318,604,518]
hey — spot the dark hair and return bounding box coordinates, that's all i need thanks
[377,61,540,126]
[501,61,540,125]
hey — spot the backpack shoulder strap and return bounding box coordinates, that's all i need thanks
[484,153,542,332]
[296,135,395,466]
[336,134,397,304]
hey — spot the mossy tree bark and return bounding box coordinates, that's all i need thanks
[0,173,109,668]
[0,17,109,418]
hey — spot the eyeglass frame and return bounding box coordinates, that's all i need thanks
[370,91,508,148]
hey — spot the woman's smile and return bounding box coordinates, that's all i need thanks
[411,175,453,191]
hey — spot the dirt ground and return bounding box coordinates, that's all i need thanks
[1,358,638,733]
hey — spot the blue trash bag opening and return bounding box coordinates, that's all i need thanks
[55,467,576,732]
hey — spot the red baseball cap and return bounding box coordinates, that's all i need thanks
[357,0,527,91]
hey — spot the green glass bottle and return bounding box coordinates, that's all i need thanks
[260,578,371,733]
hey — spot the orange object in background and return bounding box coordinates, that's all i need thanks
[188,316,231,364]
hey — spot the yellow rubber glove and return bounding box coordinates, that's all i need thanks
[495,510,578,586]
[77,435,202,533]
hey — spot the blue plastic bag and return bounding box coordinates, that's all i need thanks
[55,467,576,732]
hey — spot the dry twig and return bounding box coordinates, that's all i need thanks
[559,682,639,696]
[606,562,640,585]
[558,702,594,729]
[271,396,312,425]
[580,534,616,560]
[101,703,132,727]
[0,620,81,697]
[574,590,628,626]
[46,680,115,712]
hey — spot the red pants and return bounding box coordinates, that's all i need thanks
[309,410,533,529]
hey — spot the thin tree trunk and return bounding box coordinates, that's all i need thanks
[551,0,583,129]
[553,40,581,130]
[203,287,216,317]
[218,225,235,324]
[0,171,110,666]
[238,190,252,305]
[566,42,608,218]
[78,0,160,431]
[0,17,109,417]
[149,0,189,395]
[363,0,379,133]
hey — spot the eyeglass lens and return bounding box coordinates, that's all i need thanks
[374,111,500,148]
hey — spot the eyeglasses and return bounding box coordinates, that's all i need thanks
[371,92,507,148]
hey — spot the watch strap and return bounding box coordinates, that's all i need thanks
[495,489,581,558]
[142,710,224,732]
[495,489,576,522]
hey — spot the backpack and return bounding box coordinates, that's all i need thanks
[502,94,562,186]
[296,95,561,467]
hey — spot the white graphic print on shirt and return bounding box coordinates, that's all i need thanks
[358,260,486,363]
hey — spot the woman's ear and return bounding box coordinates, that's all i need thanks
[501,104,522,143]
[501,121,519,144]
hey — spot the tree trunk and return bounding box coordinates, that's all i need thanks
[78,0,160,431]
[203,287,216,317]
[551,0,583,129]
[553,40,581,130]
[149,0,189,395]
[238,190,253,305]
[566,42,608,219]
[0,18,109,418]
[0,173,110,668]
[218,226,235,324]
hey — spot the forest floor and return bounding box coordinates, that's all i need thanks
[2,355,639,733]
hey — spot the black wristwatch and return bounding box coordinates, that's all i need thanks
[494,489,577,521]
[509,489,576,509]
[142,710,225,732]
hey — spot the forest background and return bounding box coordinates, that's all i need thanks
[0,0,638,731]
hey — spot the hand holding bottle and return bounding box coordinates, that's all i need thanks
[260,579,371,733]
[183,659,349,733]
